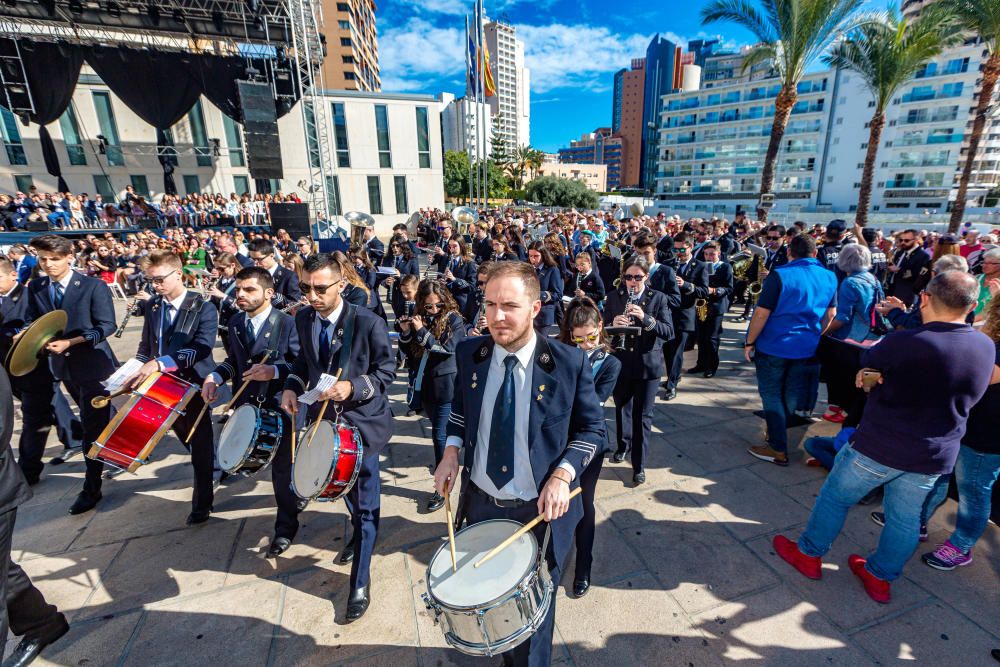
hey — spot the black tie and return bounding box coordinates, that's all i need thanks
[52,282,64,309]
[487,355,518,490]
[318,319,332,369]
[245,315,257,348]
[160,303,174,354]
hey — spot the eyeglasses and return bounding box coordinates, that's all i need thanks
[302,281,341,296]
[477,280,487,287]
[766,236,781,241]
[571,332,601,344]
[147,270,178,285]
[623,274,645,282]
[424,303,444,311]
[249,255,268,264]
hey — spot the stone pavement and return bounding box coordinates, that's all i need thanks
[6,301,1000,666]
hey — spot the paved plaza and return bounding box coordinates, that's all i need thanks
[5,301,1000,666]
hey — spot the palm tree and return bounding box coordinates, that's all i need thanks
[941,0,1000,231]
[824,6,960,229]
[702,0,869,221]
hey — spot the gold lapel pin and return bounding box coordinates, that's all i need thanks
[536,394,542,401]
[538,384,545,392]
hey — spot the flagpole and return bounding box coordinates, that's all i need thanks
[478,0,488,210]
[474,0,483,209]
[465,16,473,206]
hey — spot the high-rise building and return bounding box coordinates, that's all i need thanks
[618,58,646,189]
[641,35,683,192]
[440,94,493,160]
[319,0,381,91]
[479,16,530,154]
[701,45,774,89]
[557,128,623,189]
[612,68,625,132]
[687,38,721,67]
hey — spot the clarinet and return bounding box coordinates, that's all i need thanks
[114,299,138,338]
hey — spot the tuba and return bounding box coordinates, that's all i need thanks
[346,210,376,247]
[451,206,477,238]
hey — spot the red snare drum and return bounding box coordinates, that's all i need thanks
[88,372,198,472]
[290,419,364,501]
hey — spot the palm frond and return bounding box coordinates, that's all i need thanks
[939,0,1000,53]
[701,0,778,43]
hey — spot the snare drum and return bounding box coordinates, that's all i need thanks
[217,404,283,476]
[88,372,198,472]
[422,520,553,657]
[290,419,363,501]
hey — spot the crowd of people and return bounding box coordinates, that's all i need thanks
[0,185,304,231]
[1,205,999,666]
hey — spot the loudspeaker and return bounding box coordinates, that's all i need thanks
[26,220,49,232]
[269,202,310,239]
[238,80,283,180]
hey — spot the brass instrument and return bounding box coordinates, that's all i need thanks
[346,210,376,247]
[451,206,477,238]
[629,202,645,217]
[695,298,708,322]
[281,298,309,315]
[748,254,765,303]
[731,251,754,281]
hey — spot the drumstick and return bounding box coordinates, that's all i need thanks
[224,350,275,413]
[473,486,582,569]
[188,351,274,444]
[184,402,210,444]
[305,369,343,449]
[444,479,457,573]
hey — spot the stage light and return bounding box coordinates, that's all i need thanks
[212,10,224,33]
[147,4,160,25]
[69,0,83,14]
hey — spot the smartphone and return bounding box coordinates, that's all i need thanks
[861,370,882,392]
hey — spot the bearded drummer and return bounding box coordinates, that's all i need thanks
[201,267,300,557]
[279,253,395,623]
[432,261,606,667]
[126,250,219,526]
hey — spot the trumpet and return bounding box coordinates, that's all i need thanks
[695,298,708,322]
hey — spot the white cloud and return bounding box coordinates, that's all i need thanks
[394,0,542,17]
[379,18,467,93]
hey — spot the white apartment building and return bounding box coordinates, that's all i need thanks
[440,93,494,160]
[482,17,530,153]
[654,42,1000,217]
[0,68,446,235]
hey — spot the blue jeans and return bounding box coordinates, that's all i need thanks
[754,350,819,453]
[920,445,1000,554]
[423,399,452,467]
[804,436,838,471]
[799,445,939,581]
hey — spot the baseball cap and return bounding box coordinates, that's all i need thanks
[827,219,847,235]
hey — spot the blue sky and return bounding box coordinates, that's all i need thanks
[379,0,890,153]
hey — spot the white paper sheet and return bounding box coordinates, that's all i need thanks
[298,373,338,405]
[102,358,144,392]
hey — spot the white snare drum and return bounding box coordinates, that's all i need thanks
[217,404,282,476]
[290,419,363,501]
[422,520,552,657]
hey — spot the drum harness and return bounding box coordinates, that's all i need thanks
[245,308,287,408]
[321,304,358,420]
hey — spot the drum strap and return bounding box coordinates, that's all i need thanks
[331,304,358,378]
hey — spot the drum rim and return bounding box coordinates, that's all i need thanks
[425,519,541,611]
[290,418,341,499]
[323,419,364,501]
[218,404,261,473]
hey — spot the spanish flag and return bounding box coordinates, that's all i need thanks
[473,0,496,98]
[480,36,496,98]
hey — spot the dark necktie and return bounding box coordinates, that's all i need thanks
[487,355,518,490]
[160,303,174,354]
[318,319,332,369]
[52,282,64,309]
[245,315,257,348]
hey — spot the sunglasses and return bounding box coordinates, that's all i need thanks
[623,274,645,282]
[571,332,600,344]
[766,236,781,240]
[424,303,444,311]
[147,270,178,285]
[303,281,341,296]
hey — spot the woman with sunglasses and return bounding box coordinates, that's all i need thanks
[490,237,515,262]
[435,236,478,313]
[528,241,564,332]
[396,280,466,511]
[383,236,419,310]
[559,297,621,598]
[604,256,674,485]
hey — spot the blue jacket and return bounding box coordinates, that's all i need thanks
[137,291,219,383]
[212,308,301,409]
[535,264,564,328]
[755,258,838,359]
[832,271,881,343]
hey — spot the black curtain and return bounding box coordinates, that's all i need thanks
[87,47,202,193]
[193,56,247,121]
[16,41,84,192]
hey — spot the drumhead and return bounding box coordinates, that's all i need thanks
[291,420,337,497]
[217,405,258,472]
[428,519,538,608]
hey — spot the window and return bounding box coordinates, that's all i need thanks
[183,174,201,194]
[415,106,430,168]
[338,20,350,29]
[345,72,356,81]
[304,100,321,169]
[394,175,408,213]
[374,104,391,167]
[92,92,123,166]
[269,179,281,193]
[188,101,212,167]
[223,115,245,167]
[130,175,150,198]
[13,174,33,193]
[58,106,87,165]
[337,2,349,9]
[233,175,250,195]
[326,175,342,216]
[340,37,352,46]
[0,107,27,165]
[93,175,114,200]
[342,55,355,64]
[331,102,350,167]
[367,175,383,214]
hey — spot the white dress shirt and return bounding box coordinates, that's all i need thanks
[312,300,344,363]
[208,305,277,385]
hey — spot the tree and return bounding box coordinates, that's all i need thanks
[702,0,868,221]
[525,175,600,209]
[941,0,1000,230]
[490,114,511,171]
[824,6,960,229]
[474,158,512,199]
[443,150,470,199]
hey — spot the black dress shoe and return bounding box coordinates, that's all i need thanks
[68,492,101,515]
[633,472,646,486]
[24,475,40,486]
[686,366,706,374]
[3,618,69,667]
[345,584,370,622]
[266,537,292,558]
[295,498,309,512]
[185,512,210,526]
[663,388,677,401]
[426,492,445,512]
[338,537,356,564]
[611,451,626,464]
[573,578,591,598]
[991,648,1000,663]
[703,370,716,378]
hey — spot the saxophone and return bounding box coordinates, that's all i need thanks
[748,254,765,303]
[696,298,708,322]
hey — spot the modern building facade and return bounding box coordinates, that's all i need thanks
[557,128,622,190]
[0,68,444,234]
[440,94,494,161]
[481,17,530,154]
[618,59,647,189]
[701,44,775,89]
[537,162,607,192]
[641,35,685,192]
[319,0,381,92]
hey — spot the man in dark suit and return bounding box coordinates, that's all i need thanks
[691,242,734,377]
[247,239,301,309]
[434,261,606,667]
[632,233,681,310]
[361,226,385,266]
[662,234,709,400]
[202,267,300,557]
[738,225,790,321]
[7,245,35,284]
[886,228,931,305]
[0,367,70,667]
[21,235,117,514]
[471,225,493,264]
[127,250,219,526]
[281,253,396,622]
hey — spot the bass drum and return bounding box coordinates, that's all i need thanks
[290,419,363,501]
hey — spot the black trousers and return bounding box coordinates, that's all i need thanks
[663,331,692,390]
[270,412,300,541]
[465,491,559,667]
[168,391,215,516]
[613,378,659,475]
[20,370,109,497]
[1,509,68,643]
[574,454,603,580]
[695,313,724,372]
[343,449,381,590]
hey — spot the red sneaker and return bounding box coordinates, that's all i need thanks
[848,554,891,604]
[773,535,822,580]
[822,411,846,424]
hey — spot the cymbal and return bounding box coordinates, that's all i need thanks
[6,310,67,377]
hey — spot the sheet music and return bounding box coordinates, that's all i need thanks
[562,295,574,303]
[376,266,398,275]
[298,373,338,405]
[102,358,144,392]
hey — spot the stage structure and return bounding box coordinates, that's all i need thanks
[0,0,337,232]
